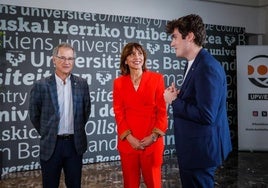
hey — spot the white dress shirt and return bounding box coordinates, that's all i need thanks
[55,74,74,135]
[182,59,194,83]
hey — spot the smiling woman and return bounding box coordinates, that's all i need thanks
[113,42,168,188]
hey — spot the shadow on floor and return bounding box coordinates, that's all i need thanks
[1,151,268,188]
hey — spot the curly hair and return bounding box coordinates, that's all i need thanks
[166,14,206,47]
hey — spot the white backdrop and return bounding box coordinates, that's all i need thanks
[237,45,268,151]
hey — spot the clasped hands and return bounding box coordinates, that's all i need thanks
[126,133,157,150]
[164,82,179,104]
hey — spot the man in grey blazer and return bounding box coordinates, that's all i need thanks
[29,43,91,188]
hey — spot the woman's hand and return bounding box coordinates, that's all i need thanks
[126,134,144,150]
[140,133,158,147]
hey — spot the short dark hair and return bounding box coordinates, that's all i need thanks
[166,14,206,46]
[119,42,147,75]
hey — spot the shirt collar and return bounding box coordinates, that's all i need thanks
[55,74,71,85]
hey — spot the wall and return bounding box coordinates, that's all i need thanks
[0,0,267,39]
[0,2,246,176]
[265,6,268,44]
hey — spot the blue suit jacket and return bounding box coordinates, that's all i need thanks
[172,48,232,169]
[29,74,91,161]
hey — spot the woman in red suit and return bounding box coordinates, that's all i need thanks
[113,42,167,188]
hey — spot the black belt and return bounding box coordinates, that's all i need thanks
[57,134,74,140]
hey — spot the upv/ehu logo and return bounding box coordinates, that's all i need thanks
[247,55,268,88]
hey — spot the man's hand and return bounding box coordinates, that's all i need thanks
[164,82,179,104]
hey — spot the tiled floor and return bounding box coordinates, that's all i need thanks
[1,151,268,188]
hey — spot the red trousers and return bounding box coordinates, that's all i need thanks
[120,150,163,188]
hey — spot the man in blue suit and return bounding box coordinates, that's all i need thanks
[164,14,232,188]
[29,43,91,188]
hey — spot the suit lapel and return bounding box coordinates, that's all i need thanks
[180,49,203,90]
[71,75,77,117]
[181,63,195,91]
[48,75,59,115]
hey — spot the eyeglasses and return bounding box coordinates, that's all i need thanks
[55,56,75,62]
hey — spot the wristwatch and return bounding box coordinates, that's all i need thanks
[151,134,157,142]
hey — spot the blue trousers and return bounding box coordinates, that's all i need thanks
[179,166,217,188]
[40,138,83,188]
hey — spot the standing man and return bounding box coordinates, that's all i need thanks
[164,14,232,188]
[29,43,91,188]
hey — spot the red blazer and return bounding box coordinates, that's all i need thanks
[113,71,167,154]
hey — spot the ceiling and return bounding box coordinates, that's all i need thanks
[198,0,268,7]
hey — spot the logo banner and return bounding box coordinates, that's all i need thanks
[237,45,268,151]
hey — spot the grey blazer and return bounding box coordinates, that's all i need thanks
[29,74,91,161]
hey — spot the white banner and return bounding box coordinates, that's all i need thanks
[237,45,268,151]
